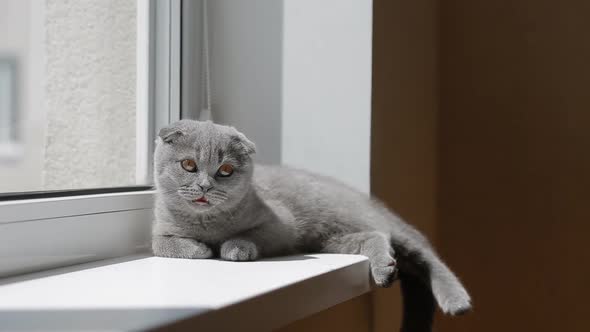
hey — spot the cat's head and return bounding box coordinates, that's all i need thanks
[154,120,256,212]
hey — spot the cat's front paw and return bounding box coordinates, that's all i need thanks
[152,236,213,259]
[220,239,259,261]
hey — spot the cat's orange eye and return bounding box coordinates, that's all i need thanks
[217,164,234,177]
[181,159,197,172]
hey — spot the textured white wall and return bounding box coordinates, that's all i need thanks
[281,0,373,193]
[43,0,137,190]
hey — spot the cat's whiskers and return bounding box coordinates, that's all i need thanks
[208,193,228,201]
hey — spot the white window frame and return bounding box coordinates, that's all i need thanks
[0,0,188,278]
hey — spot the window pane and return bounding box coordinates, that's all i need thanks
[0,0,146,193]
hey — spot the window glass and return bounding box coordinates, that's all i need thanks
[0,0,145,193]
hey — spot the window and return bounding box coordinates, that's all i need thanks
[0,0,147,193]
[0,0,374,278]
[0,0,197,277]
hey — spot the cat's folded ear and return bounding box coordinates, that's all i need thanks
[158,125,184,143]
[230,129,256,155]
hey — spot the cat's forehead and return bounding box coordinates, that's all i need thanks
[183,125,232,149]
[168,136,223,159]
[171,129,234,159]
[156,120,254,165]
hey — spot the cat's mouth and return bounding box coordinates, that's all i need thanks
[194,196,209,205]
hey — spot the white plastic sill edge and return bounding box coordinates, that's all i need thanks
[0,253,371,332]
[0,191,154,278]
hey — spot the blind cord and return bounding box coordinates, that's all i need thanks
[199,0,212,121]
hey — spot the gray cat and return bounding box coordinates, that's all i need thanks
[152,120,471,332]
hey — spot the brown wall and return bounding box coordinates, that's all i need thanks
[438,1,590,331]
[371,0,439,331]
[372,0,590,331]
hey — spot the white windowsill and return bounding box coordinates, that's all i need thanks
[0,253,370,331]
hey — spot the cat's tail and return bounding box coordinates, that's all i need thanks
[392,228,472,332]
[398,265,436,332]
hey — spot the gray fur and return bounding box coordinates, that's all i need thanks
[152,120,471,328]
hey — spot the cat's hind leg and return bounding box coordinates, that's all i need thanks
[321,231,397,287]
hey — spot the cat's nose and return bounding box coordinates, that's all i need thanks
[198,183,213,193]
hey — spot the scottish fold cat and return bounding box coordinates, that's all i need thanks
[152,120,471,332]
